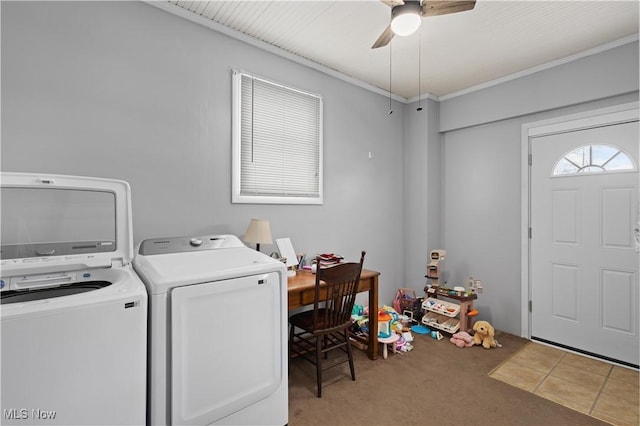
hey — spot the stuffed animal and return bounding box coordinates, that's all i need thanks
[473,320,497,349]
[449,331,473,348]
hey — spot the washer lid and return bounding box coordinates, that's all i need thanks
[1,172,135,277]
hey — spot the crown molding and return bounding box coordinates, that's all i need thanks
[145,1,637,105]
[144,0,409,103]
[439,34,639,101]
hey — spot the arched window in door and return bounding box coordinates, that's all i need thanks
[552,144,636,176]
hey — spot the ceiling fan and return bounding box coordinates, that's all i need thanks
[372,0,476,49]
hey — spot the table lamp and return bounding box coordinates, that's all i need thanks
[242,219,272,252]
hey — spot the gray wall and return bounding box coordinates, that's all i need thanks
[439,41,639,131]
[403,98,441,289]
[1,1,405,306]
[2,1,638,336]
[433,42,639,335]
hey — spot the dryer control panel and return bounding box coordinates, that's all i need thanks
[137,234,244,256]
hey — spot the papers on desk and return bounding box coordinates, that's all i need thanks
[275,237,298,268]
[317,253,343,267]
[276,237,346,274]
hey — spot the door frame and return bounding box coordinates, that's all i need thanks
[520,101,639,338]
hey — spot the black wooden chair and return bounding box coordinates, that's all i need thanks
[288,251,366,397]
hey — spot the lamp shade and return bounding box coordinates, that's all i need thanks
[243,219,272,251]
[391,2,422,36]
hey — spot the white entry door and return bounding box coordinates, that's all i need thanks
[530,120,639,366]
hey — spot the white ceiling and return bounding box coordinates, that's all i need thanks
[152,0,639,101]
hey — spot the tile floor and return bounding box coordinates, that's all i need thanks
[490,342,639,426]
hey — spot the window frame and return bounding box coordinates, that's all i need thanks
[231,70,324,205]
[551,143,637,177]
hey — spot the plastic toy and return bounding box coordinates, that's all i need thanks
[393,288,416,314]
[378,311,393,338]
[411,324,430,335]
[396,333,414,353]
[425,249,446,287]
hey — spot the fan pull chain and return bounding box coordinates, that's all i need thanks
[389,41,393,115]
[417,32,423,112]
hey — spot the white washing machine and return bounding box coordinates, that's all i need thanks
[0,172,147,425]
[133,235,288,426]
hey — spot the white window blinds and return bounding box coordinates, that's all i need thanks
[232,71,323,204]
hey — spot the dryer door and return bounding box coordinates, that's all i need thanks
[170,271,283,425]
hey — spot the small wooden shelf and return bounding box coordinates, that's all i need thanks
[421,311,460,333]
[426,286,478,302]
[422,297,460,317]
[423,286,478,334]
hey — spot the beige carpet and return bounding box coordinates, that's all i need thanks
[288,331,610,426]
[489,342,639,426]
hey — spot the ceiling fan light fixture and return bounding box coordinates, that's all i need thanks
[390,2,422,36]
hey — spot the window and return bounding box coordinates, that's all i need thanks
[232,70,323,204]
[552,144,636,176]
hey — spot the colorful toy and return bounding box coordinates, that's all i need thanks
[472,320,497,349]
[393,288,416,314]
[425,249,446,287]
[396,333,414,353]
[378,311,393,338]
[449,331,474,348]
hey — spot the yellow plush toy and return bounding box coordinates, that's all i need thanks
[473,320,497,349]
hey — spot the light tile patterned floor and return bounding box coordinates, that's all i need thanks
[490,342,639,426]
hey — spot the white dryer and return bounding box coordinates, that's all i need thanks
[133,235,288,426]
[0,172,147,425]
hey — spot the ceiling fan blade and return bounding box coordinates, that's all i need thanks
[381,0,405,7]
[422,0,476,17]
[371,25,395,49]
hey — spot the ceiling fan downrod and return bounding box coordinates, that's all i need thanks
[389,41,393,115]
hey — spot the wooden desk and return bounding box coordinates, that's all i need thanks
[288,268,380,360]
